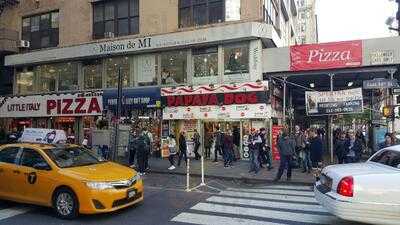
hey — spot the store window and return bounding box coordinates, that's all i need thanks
[83,59,103,89]
[179,0,224,28]
[224,43,249,75]
[21,11,59,50]
[193,47,218,84]
[93,0,139,39]
[58,62,79,91]
[263,0,279,30]
[16,67,35,95]
[105,56,130,88]
[161,51,187,85]
[37,64,57,92]
[137,54,158,86]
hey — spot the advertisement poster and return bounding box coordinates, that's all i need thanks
[271,125,283,161]
[137,54,156,83]
[20,128,67,144]
[305,88,363,116]
[290,40,362,71]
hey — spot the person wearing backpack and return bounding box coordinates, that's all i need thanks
[167,134,177,170]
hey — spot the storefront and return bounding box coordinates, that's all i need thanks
[0,92,103,144]
[161,81,270,160]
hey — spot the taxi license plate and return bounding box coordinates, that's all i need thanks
[127,189,136,199]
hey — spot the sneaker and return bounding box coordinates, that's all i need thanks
[168,165,176,170]
[130,164,135,168]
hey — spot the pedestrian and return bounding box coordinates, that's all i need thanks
[136,131,147,175]
[378,133,393,150]
[344,129,363,163]
[248,128,262,174]
[167,134,177,170]
[214,127,224,162]
[128,130,140,168]
[232,126,241,161]
[259,128,272,170]
[301,130,312,173]
[334,131,347,164]
[177,131,188,167]
[142,128,152,171]
[309,128,324,168]
[192,129,201,160]
[223,130,234,167]
[294,125,306,168]
[274,128,296,181]
[204,132,213,159]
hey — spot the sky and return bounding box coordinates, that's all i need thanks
[316,0,398,43]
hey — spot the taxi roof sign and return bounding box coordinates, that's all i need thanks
[20,128,67,144]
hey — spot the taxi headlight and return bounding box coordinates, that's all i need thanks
[133,173,141,182]
[86,182,114,190]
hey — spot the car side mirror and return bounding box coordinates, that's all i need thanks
[33,162,51,171]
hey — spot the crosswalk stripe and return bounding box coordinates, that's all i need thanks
[262,185,313,191]
[219,191,317,204]
[171,212,285,225]
[207,196,327,213]
[191,203,338,225]
[227,188,315,196]
[0,207,30,221]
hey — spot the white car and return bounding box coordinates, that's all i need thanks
[314,146,400,225]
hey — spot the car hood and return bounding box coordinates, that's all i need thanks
[62,162,135,182]
[323,162,397,179]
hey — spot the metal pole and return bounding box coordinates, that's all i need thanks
[389,69,396,132]
[329,74,334,164]
[186,158,190,192]
[198,120,205,186]
[113,67,123,161]
[283,76,287,125]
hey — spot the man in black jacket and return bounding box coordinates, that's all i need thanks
[177,131,188,166]
[136,130,147,175]
[274,128,296,181]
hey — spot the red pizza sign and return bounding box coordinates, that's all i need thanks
[290,40,363,71]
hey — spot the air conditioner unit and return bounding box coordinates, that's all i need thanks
[19,40,30,48]
[104,32,115,38]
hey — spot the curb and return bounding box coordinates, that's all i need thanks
[149,169,315,186]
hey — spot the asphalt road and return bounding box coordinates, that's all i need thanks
[0,174,365,225]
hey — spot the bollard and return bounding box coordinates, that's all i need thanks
[186,158,190,192]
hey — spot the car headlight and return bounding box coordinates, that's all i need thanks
[86,181,114,190]
[133,173,141,182]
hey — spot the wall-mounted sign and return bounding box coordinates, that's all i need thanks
[363,78,399,89]
[370,50,395,65]
[0,92,102,118]
[290,40,363,71]
[305,88,363,116]
[137,54,156,83]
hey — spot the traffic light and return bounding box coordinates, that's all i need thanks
[383,106,394,118]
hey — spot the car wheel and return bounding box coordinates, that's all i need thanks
[53,188,79,219]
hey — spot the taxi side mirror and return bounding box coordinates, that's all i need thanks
[33,162,51,171]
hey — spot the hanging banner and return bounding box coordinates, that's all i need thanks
[271,125,283,161]
[305,88,363,116]
[0,92,103,118]
[290,40,363,71]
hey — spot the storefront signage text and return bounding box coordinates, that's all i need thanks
[98,38,152,54]
[163,91,267,107]
[290,40,363,71]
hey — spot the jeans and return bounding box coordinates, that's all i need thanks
[168,154,176,166]
[129,149,136,166]
[194,143,201,160]
[214,145,222,162]
[178,148,187,166]
[136,151,146,173]
[275,155,292,180]
[205,147,211,159]
[249,148,260,173]
[302,151,312,172]
[223,148,234,166]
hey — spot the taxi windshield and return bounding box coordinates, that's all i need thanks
[45,147,106,168]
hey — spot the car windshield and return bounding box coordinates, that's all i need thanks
[45,147,106,168]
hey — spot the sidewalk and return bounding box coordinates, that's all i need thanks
[147,157,316,185]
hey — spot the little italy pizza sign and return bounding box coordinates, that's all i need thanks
[0,92,103,118]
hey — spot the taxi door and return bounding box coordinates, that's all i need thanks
[0,146,21,200]
[15,148,56,205]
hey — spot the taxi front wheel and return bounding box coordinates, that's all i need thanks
[52,188,79,219]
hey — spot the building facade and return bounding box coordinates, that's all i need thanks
[296,0,317,44]
[0,0,299,155]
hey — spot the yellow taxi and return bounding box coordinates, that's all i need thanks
[0,142,143,219]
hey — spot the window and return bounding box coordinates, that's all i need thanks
[21,11,59,50]
[161,51,187,85]
[16,67,35,94]
[105,56,130,88]
[263,0,278,28]
[83,59,103,89]
[370,150,400,168]
[137,54,158,86]
[20,148,48,168]
[93,0,139,39]
[58,62,79,91]
[0,147,20,164]
[36,64,57,92]
[224,43,249,75]
[179,0,224,28]
[193,47,218,80]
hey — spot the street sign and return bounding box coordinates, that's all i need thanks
[363,78,399,89]
[370,50,395,65]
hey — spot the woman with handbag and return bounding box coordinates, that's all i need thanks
[167,134,177,170]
